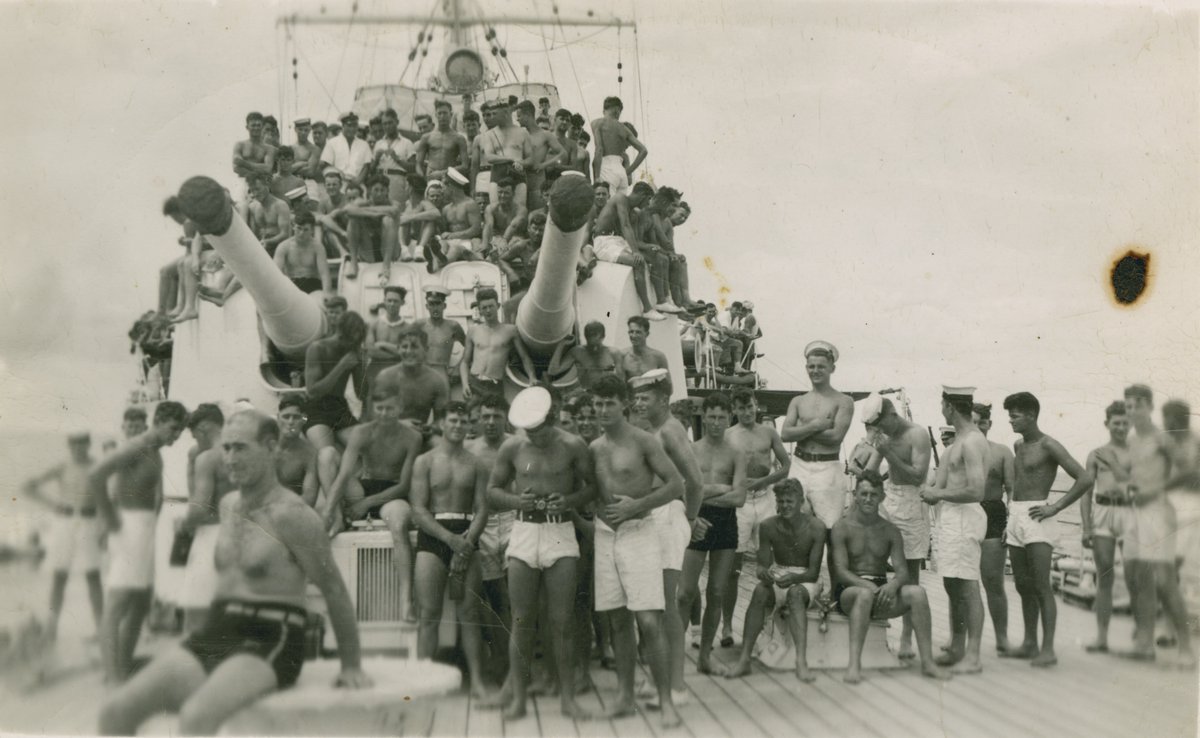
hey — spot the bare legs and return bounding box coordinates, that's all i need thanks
[1004,543,1056,665]
[415,551,490,698]
[897,559,922,658]
[48,569,103,640]
[101,588,152,683]
[979,539,1010,652]
[1087,536,1117,652]
[841,585,950,684]
[677,548,736,675]
[935,578,984,673]
[607,608,679,728]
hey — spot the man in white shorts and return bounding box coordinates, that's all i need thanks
[483,387,592,720]
[1163,399,1200,623]
[590,374,684,729]
[23,430,104,640]
[589,181,661,319]
[919,386,987,675]
[590,96,647,197]
[91,401,189,683]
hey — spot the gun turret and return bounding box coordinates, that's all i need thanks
[515,173,593,358]
[176,176,326,360]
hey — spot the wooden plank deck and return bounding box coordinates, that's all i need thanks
[1,559,1195,737]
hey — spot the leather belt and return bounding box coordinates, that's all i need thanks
[518,509,567,524]
[1095,495,1132,507]
[793,449,840,462]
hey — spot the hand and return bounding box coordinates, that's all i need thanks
[517,489,539,513]
[1082,531,1095,549]
[758,567,775,585]
[448,534,473,556]
[347,499,374,521]
[815,414,835,431]
[873,582,899,610]
[339,352,360,368]
[334,667,374,689]
[919,487,940,505]
[462,384,474,400]
[690,517,711,542]
[1028,503,1057,522]
[512,161,524,174]
[605,495,641,526]
[545,493,567,515]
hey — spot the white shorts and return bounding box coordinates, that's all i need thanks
[1005,500,1058,549]
[1168,490,1200,563]
[594,516,664,612]
[593,235,631,263]
[506,519,578,570]
[1125,497,1176,563]
[768,565,818,602]
[935,502,986,581]
[478,510,515,581]
[737,490,776,555]
[880,481,930,560]
[1091,500,1131,541]
[107,509,157,590]
[599,155,628,197]
[788,458,846,528]
[652,499,691,571]
[179,524,219,608]
[46,512,104,573]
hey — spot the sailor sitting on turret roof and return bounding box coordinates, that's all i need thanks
[591,181,663,320]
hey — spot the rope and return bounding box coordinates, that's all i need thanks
[527,0,558,89]
[294,41,341,111]
[551,4,589,120]
[633,21,647,139]
[326,1,360,117]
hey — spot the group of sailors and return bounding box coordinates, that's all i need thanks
[25,331,1200,733]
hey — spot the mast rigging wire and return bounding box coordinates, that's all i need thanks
[325,1,360,116]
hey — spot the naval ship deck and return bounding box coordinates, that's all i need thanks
[2,559,1194,738]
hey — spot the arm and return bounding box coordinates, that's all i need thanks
[415,135,429,174]
[316,247,332,294]
[181,451,221,531]
[810,395,854,446]
[272,241,290,272]
[606,435,684,522]
[302,452,320,508]
[616,200,641,250]
[873,527,909,609]
[709,452,749,507]
[467,459,490,544]
[88,440,147,531]
[22,464,65,510]
[548,338,576,375]
[624,135,648,177]
[459,328,475,396]
[556,439,596,511]
[486,441,535,512]
[878,428,932,481]
[931,438,988,503]
[663,428,704,520]
[539,134,566,171]
[325,431,364,523]
[780,399,833,443]
[481,204,495,248]
[512,333,535,382]
[501,209,527,242]
[755,524,776,584]
[1031,440,1094,519]
[747,429,791,492]
[304,344,358,398]
[1079,451,1099,545]
[590,120,604,180]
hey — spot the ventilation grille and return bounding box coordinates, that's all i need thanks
[355,546,403,622]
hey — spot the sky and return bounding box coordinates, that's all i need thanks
[0,0,1197,462]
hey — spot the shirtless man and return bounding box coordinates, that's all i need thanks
[630,369,705,706]
[971,402,1015,653]
[245,174,292,257]
[1163,399,1200,638]
[1080,400,1132,653]
[324,388,423,622]
[548,321,621,390]
[678,393,748,676]
[375,326,451,430]
[98,411,370,735]
[232,112,276,206]
[272,211,330,294]
[589,375,684,728]
[782,341,855,586]
[411,402,491,696]
[290,118,320,182]
[591,181,661,319]
[461,109,481,148]
[859,393,932,659]
[461,287,535,401]
[997,391,1092,667]
[481,179,525,257]
[553,109,580,177]
[471,99,533,209]
[23,431,103,640]
[835,473,951,684]
[342,174,399,279]
[396,173,441,264]
[363,286,408,410]
[416,99,468,180]
[637,186,684,313]
[269,147,307,202]
[1116,384,1194,664]
[302,310,366,452]
[918,386,988,674]
[484,387,594,720]
[426,168,482,270]
[590,96,647,197]
[516,99,566,211]
[91,401,189,682]
[727,478,824,681]
[413,286,467,379]
[275,395,318,506]
[618,315,669,378]
[467,396,514,678]
[722,389,791,647]
[178,404,233,631]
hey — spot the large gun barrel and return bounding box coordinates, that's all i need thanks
[515,173,593,357]
[177,176,325,359]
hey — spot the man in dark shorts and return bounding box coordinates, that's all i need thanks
[410,402,492,698]
[972,402,1015,652]
[273,210,330,295]
[677,393,747,676]
[324,388,423,622]
[303,310,366,452]
[99,411,370,735]
[832,472,950,685]
[275,395,318,506]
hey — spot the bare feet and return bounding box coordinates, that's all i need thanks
[471,684,496,701]
[477,686,511,710]
[897,650,916,661]
[697,658,727,677]
[921,662,953,681]
[561,698,592,720]
[501,698,527,721]
[933,650,963,667]
[843,668,863,685]
[170,309,198,323]
[998,644,1038,659]
[603,699,638,719]
[1030,651,1058,668]
[725,660,752,679]
[1084,641,1109,654]
[950,658,983,675]
[794,664,815,683]
[661,702,682,730]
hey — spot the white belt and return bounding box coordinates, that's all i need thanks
[435,512,474,521]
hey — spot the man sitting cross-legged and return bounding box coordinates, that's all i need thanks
[832,472,951,685]
[410,402,493,698]
[727,478,824,682]
[322,388,423,624]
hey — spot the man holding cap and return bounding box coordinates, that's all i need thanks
[320,112,372,184]
[919,385,988,674]
[483,387,593,721]
[860,393,933,660]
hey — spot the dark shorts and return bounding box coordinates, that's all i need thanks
[688,505,738,552]
[290,276,323,294]
[834,576,889,617]
[283,481,305,496]
[468,374,504,401]
[183,599,307,688]
[981,500,1008,540]
[351,479,398,519]
[416,518,472,568]
[303,395,357,433]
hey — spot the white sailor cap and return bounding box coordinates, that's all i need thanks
[509,387,553,430]
[445,167,469,187]
[423,285,451,300]
[860,393,884,425]
[285,185,308,201]
[629,368,670,391]
[939,426,957,435]
[561,170,586,179]
[941,385,976,401]
[232,399,256,413]
[742,300,754,311]
[294,118,311,127]
[804,340,839,362]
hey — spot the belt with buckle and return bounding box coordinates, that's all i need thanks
[435,512,475,521]
[518,509,567,524]
[1095,495,1132,507]
[793,449,840,462]
[223,601,307,628]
